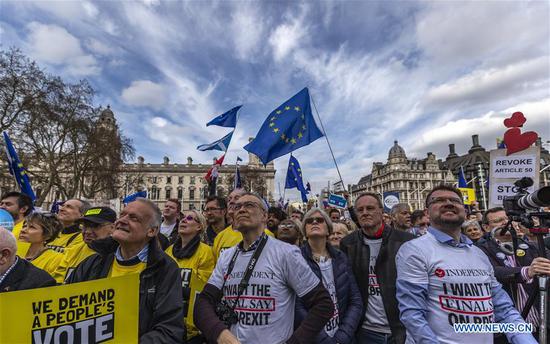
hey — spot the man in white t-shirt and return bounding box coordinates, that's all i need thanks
[159,198,180,243]
[396,185,537,344]
[195,192,334,344]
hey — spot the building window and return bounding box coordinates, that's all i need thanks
[190,176,195,185]
[151,186,160,200]
[178,176,184,184]
[167,176,172,184]
[189,189,195,199]
[152,176,158,184]
[177,188,183,200]
[165,188,171,200]
[189,203,195,210]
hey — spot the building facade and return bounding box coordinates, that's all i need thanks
[351,141,455,211]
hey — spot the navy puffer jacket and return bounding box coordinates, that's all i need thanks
[295,242,363,344]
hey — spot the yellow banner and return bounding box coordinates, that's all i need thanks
[459,187,477,205]
[0,274,139,344]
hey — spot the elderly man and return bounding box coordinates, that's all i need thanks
[390,203,412,232]
[396,185,536,344]
[0,191,33,257]
[0,227,55,292]
[49,199,91,253]
[340,193,414,344]
[68,198,185,343]
[195,192,333,344]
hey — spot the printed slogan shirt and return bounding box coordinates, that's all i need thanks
[396,227,536,344]
[208,236,320,344]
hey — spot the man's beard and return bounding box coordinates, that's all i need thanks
[277,233,298,245]
[433,215,465,229]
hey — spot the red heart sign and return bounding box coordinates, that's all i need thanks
[503,128,538,155]
[503,112,526,128]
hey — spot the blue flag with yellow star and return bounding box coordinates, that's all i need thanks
[3,131,36,202]
[243,88,324,165]
[285,155,308,202]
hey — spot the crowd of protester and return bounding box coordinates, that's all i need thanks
[0,185,549,344]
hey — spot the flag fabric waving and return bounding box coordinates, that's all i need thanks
[205,155,225,182]
[285,155,308,202]
[3,131,36,202]
[197,131,234,152]
[243,88,324,165]
[234,165,242,189]
[458,166,468,188]
[206,105,242,128]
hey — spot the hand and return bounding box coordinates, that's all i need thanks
[217,329,240,344]
[527,257,550,278]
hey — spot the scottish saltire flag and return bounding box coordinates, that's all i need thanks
[244,88,324,165]
[197,131,234,152]
[234,165,242,189]
[207,105,242,128]
[458,166,468,188]
[123,191,147,205]
[285,155,308,202]
[3,131,36,202]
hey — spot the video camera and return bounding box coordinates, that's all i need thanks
[502,177,550,229]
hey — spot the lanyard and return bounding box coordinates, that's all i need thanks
[221,234,268,308]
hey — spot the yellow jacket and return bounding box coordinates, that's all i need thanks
[47,227,83,253]
[13,221,30,257]
[166,236,215,340]
[52,242,96,283]
[27,248,63,277]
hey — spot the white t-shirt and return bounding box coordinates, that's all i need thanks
[362,237,391,333]
[319,258,339,337]
[397,232,497,344]
[160,221,177,237]
[208,236,320,344]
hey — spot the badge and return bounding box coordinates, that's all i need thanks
[496,252,506,260]
[516,249,526,257]
[519,243,529,250]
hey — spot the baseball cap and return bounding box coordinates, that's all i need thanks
[77,207,116,225]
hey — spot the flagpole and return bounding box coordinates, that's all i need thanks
[309,92,346,190]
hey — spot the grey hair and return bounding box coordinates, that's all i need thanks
[302,207,333,236]
[0,227,17,255]
[135,197,162,229]
[461,219,481,232]
[70,199,92,215]
[390,203,410,216]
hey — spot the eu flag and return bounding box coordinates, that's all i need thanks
[458,166,468,188]
[3,131,36,202]
[244,88,324,165]
[123,190,147,205]
[207,105,242,128]
[285,155,308,202]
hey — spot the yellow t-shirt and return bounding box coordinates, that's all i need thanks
[47,231,84,253]
[28,248,63,277]
[165,242,215,339]
[13,221,30,257]
[52,242,96,283]
[108,259,146,278]
[212,225,274,260]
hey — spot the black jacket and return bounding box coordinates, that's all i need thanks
[296,242,363,344]
[68,237,186,343]
[0,258,55,292]
[339,226,414,344]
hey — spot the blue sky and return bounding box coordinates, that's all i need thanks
[1,1,549,200]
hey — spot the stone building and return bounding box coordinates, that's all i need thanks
[350,141,455,211]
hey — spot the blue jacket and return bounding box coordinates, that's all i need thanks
[295,242,363,344]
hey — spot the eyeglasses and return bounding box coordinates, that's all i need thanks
[279,224,298,230]
[305,217,325,225]
[428,197,462,206]
[232,201,262,212]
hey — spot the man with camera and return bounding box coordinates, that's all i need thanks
[195,192,333,344]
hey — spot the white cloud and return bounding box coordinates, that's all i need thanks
[28,1,99,21]
[268,8,308,62]
[86,38,117,56]
[26,22,99,76]
[424,56,549,109]
[121,80,167,111]
[230,4,265,60]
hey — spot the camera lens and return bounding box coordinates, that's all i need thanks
[517,186,550,210]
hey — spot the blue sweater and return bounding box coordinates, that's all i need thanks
[295,242,363,344]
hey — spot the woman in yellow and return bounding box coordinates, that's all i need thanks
[165,209,215,344]
[18,212,63,277]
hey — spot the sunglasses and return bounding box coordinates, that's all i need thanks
[305,217,325,225]
[183,215,197,222]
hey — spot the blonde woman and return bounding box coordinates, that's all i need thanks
[19,213,63,277]
[165,209,215,344]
